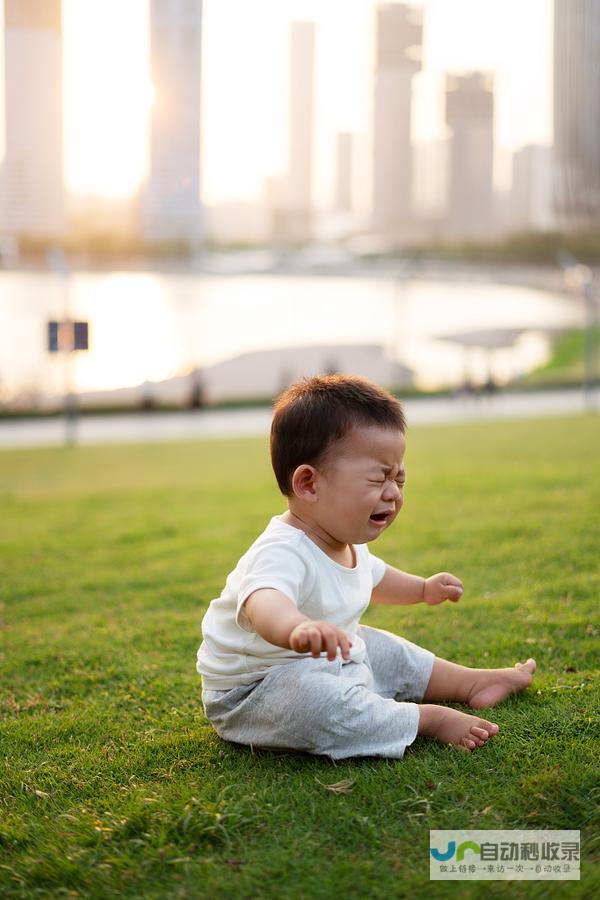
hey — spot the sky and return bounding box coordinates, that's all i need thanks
[1,0,553,206]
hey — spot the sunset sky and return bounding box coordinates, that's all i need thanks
[0,0,553,205]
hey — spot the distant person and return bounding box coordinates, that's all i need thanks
[458,376,475,398]
[188,371,205,410]
[483,374,498,396]
[197,375,536,759]
[141,381,155,411]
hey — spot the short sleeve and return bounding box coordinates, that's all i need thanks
[368,550,387,588]
[235,540,311,633]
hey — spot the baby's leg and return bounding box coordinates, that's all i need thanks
[354,627,500,751]
[418,705,499,752]
[423,656,537,709]
[357,625,536,709]
[205,656,424,760]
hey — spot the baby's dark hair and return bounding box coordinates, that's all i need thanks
[270,374,406,496]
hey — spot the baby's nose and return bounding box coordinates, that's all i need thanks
[383,481,402,501]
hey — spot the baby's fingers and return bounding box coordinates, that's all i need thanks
[323,629,339,661]
[439,576,463,601]
[315,625,352,662]
[328,629,352,661]
[442,573,464,591]
[337,629,352,660]
[306,626,323,657]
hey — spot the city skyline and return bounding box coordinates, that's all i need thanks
[0,0,553,210]
[142,0,203,243]
[0,0,66,236]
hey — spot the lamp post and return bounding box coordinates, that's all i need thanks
[46,248,89,445]
[557,253,598,413]
[582,278,598,409]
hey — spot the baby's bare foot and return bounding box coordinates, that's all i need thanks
[467,658,537,710]
[418,704,499,752]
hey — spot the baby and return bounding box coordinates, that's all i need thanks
[197,375,536,759]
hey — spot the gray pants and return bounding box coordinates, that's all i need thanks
[202,624,435,760]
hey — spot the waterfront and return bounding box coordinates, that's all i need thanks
[1,266,584,404]
[0,389,591,450]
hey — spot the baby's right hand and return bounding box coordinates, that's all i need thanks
[289,620,352,661]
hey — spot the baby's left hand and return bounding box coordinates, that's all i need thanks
[424,572,464,605]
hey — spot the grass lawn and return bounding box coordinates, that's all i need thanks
[1,416,598,899]
[524,326,600,387]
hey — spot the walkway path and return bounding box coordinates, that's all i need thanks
[0,389,595,450]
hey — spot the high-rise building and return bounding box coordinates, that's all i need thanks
[334,132,353,213]
[142,0,203,244]
[0,0,66,238]
[412,138,448,224]
[445,72,495,238]
[553,0,600,226]
[510,145,555,233]
[274,21,315,245]
[372,3,422,239]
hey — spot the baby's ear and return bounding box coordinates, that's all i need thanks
[291,465,318,501]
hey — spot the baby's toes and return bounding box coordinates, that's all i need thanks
[479,720,499,735]
[516,658,537,674]
[471,725,491,741]
[462,737,476,751]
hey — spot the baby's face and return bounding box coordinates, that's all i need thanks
[314,425,406,546]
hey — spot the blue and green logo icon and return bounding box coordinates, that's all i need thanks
[430,840,481,862]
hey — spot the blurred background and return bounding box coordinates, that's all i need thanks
[0,0,598,422]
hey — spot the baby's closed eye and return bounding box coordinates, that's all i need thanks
[369,477,405,486]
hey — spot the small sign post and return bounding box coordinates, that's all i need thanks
[46,247,89,446]
[47,320,90,445]
[558,252,598,413]
[48,321,89,353]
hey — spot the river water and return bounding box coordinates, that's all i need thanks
[0,269,583,402]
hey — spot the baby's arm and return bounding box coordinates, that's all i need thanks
[243,589,352,661]
[371,565,463,606]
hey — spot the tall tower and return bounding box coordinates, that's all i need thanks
[142,0,203,245]
[0,0,66,238]
[445,72,495,238]
[553,0,600,226]
[510,145,554,232]
[372,3,422,238]
[334,132,353,212]
[277,20,315,245]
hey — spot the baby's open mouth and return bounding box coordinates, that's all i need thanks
[369,512,389,524]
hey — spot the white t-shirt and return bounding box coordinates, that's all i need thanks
[197,516,387,690]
